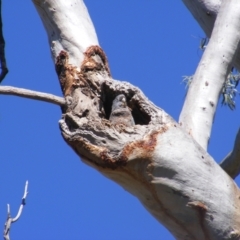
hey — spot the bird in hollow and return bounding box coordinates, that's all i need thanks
[109,94,135,127]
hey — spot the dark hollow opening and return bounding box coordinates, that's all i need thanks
[102,89,151,125]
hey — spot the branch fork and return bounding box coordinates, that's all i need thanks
[3,181,29,240]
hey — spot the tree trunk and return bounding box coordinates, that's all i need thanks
[32,0,240,239]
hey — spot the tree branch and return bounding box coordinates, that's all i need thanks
[33,0,98,68]
[181,0,220,37]
[12,181,29,223]
[0,86,65,106]
[3,181,29,240]
[32,0,240,238]
[182,0,240,72]
[179,0,240,150]
[0,0,8,83]
[220,128,240,179]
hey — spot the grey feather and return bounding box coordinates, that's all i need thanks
[109,94,135,127]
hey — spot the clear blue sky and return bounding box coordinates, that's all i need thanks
[0,1,239,240]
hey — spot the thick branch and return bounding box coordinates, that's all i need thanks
[182,0,240,72]
[181,0,220,37]
[0,86,65,106]
[33,0,98,68]
[33,0,240,239]
[179,0,240,150]
[220,129,240,179]
[55,48,240,239]
[59,74,240,239]
[182,0,240,179]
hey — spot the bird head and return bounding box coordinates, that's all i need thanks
[111,94,127,112]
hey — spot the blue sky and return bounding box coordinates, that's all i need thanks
[0,1,239,240]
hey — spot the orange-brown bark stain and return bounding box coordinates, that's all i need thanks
[55,46,111,97]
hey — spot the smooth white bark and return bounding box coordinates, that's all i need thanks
[182,0,240,72]
[182,0,220,37]
[179,0,240,150]
[182,0,240,179]
[33,0,98,68]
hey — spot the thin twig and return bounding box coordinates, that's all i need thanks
[12,181,29,222]
[3,181,29,240]
[0,86,65,106]
[0,0,8,83]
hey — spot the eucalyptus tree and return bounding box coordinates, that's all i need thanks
[1,0,240,239]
